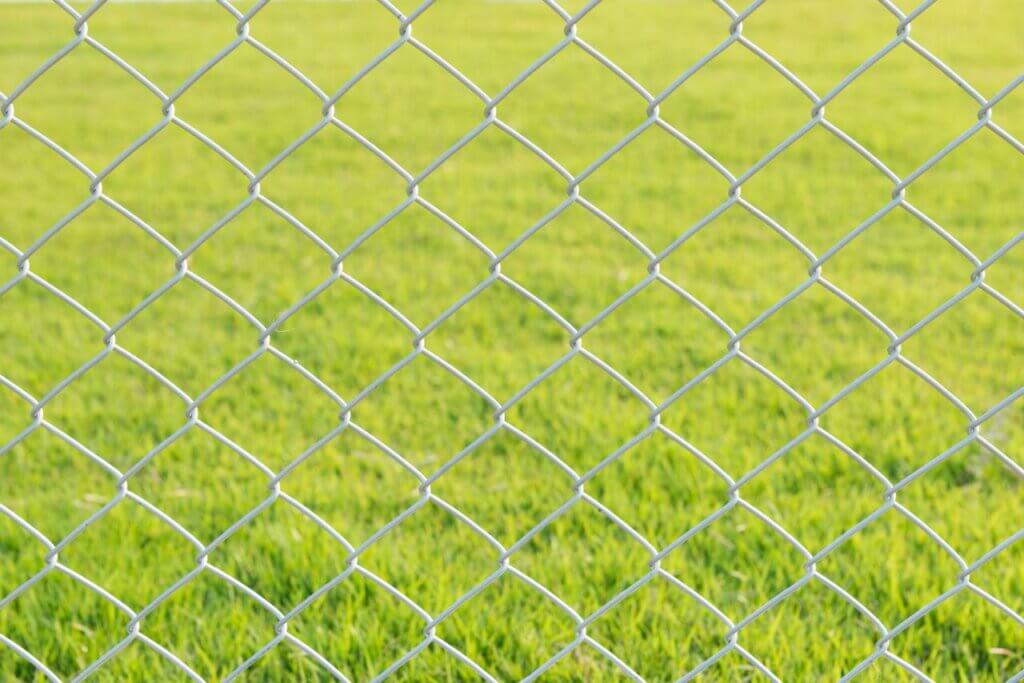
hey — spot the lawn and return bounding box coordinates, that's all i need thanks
[0,0,1023,680]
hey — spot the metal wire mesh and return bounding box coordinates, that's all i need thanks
[1,0,1022,680]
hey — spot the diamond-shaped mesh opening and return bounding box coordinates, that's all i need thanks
[894,588,1024,680]
[503,202,648,328]
[199,352,339,473]
[583,124,729,252]
[246,2,396,94]
[0,428,113,541]
[659,42,810,173]
[428,279,568,401]
[908,127,1024,257]
[260,122,408,251]
[104,122,251,248]
[828,42,980,177]
[911,0,1024,98]
[0,4,70,97]
[659,204,810,329]
[27,202,172,324]
[213,500,351,611]
[660,356,808,476]
[825,205,972,332]
[281,427,420,548]
[288,569,424,681]
[898,440,1023,563]
[587,574,727,681]
[358,500,497,616]
[140,569,278,681]
[421,125,566,248]
[58,499,197,610]
[819,508,962,627]
[740,433,886,552]
[903,289,1024,412]
[45,353,183,473]
[0,123,86,250]
[269,276,411,402]
[575,1,727,94]
[438,572,577,682]
[820,361,968,481]
[128,426,269,545]
[500,42,647,174]
[660,505,807,623]
[511,354,649,474]
[744,0,896,96]
[587,431,730,549]
[85,3,238,93]
[0,570,126,681]
[742,124,894,255]
[584,280,728,402]
[353,354,493,474]
[0,278,104,398]
[173,42,324,171]
[334,44,483,174]
[408,1,562,97]
[429,428,570,548]
[743,282,889,405]
[13,44,162,171]
[739,579,880,680]
[345,202,490,329]
[115,277,256,397]
[512,500,650,617]
[189,203,333,326]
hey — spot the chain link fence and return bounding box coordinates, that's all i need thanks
[1,0,1022,680]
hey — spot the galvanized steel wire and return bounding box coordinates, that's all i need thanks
[1,0,1022,680]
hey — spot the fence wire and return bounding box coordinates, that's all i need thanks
[1,0,1022,680]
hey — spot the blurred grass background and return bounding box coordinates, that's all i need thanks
[0,0,1022,680]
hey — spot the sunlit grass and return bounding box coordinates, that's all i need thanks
[1,0,1022,680]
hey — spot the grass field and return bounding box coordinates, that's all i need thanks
[1,0,1023,680]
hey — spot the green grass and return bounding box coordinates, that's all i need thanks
[1,0,1023,680]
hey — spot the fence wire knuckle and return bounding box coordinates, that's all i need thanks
[1,0,1022,680]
